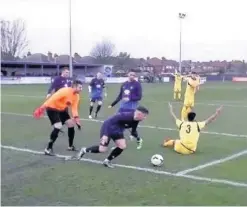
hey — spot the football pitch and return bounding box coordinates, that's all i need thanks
[1,82,247,206]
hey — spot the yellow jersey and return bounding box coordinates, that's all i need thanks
[184,77,200,98]
[176,119,206,151]
[174,74,183,87]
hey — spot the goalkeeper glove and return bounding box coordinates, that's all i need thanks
[33,106,46,119]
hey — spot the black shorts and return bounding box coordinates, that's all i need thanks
[99,127,124,147]
[46,108,70,125]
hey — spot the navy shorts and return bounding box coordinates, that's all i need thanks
[99,126,124,147]
[90,97,103,103]
[46,108,70,125]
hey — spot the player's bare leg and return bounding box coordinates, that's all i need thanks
[89,102,94,119]
[45,122,62,156]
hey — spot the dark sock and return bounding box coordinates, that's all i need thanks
[68,127,75,147]
[95,105,102,115]
[86,145,100,153]
[89,106,93,115]
[107,147,123,161]
[47,128,60,149]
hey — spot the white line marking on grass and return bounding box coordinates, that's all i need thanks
[1,145,247,188]
[176,150,247,176]
[2,94,247,108]
[2,112,247,139]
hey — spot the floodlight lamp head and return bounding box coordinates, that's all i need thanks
[179,13,186,19]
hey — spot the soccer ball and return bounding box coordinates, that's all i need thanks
[151,154,164,167]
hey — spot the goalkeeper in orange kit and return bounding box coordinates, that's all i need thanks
[33,80,83,155]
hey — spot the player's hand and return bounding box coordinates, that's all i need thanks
[168,102,173,109]
[216,106,223,114]
[33,106,45,119]
[108,105,112,109]
[74,116,81,130]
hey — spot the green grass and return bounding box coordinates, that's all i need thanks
[1,82,247,205]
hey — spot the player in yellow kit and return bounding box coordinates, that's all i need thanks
[171,72,184,100]
[163,103,222,155]
[195,74,201,93]
[181,72,200,121]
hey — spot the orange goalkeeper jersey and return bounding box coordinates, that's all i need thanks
[42,87,80,117]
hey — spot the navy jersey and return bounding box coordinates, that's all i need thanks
[101,112,139,137]
[47,76,72,94]
[111,80,142,110]
[89,78,105,99]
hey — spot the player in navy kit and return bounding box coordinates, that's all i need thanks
[46,67,77,151]
[46,67,72,98]
[88,72,107,119]
[67,106,149,168]
[108,72,143,149]
[108,72,142,113]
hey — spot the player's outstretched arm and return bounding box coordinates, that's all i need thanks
[205,106,223,125]
[108,84,123,108]
[34,89,67,119]
[168,103,177,120]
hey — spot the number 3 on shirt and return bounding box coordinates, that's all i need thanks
[186,124,191,133]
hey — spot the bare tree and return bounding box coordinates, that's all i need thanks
[117,52,131,69]
[90,39,115,63]
[1,19,28,60]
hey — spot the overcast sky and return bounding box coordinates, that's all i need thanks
[1,0,246,61]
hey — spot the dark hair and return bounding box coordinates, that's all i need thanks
[136,106,149,114]
[191,71,197,74]
[187,112,196,121]
[62,67,69,71]
[73,80,83,85]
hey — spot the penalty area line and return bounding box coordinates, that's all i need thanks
[1,145,247,188]
[1,111,247,138]
[176,149,247,175]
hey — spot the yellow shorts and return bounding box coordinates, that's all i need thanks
[174,140,195,155]
[183,98,194,107]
